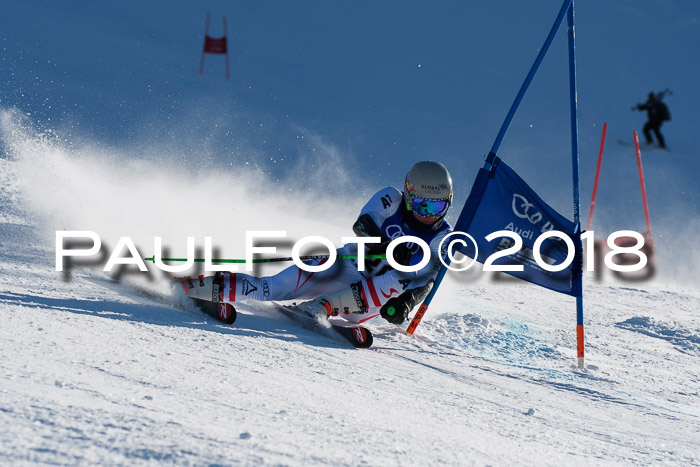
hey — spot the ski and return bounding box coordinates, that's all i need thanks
[189,297,237,324]
[95,276,238,326]
[271,302,373,348]
[172,276,370,345]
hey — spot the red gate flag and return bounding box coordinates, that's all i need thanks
[199,12,230,80]
[204,36,227,54]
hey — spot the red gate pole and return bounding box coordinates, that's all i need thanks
[633,132,653,236]
[223,17,230,81]
[586,122,607,231]
[199,12,211,75]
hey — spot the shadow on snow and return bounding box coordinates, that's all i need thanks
[0,290,349,350]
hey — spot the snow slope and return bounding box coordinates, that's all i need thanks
[2,0,700,464]
[2,131,700,464]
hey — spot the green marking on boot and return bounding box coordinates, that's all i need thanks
[387,306,396,316]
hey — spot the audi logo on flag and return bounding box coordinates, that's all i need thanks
[512,194,554,233]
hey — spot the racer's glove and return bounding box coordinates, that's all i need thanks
[380,296,411,324]
[379,280,434,325]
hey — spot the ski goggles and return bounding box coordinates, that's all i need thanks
[405,192,451,218]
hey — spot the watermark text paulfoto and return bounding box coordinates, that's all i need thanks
[55,230,650,276]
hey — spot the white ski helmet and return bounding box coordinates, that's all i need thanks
[403,161,453,218]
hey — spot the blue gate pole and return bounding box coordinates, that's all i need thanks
[406,0,574,335]
[488,0,574,161]
[567,0,585,369]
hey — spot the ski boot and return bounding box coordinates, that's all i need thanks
[297,297,334,320]
[174,272,225,302]
[297,283,368,320]
[174,273,236,324]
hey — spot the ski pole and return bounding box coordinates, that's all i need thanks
[144,254,385,264]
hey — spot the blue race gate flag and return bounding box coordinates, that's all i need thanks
[455,156,582,297]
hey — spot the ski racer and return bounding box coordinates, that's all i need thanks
[634,91,671,149]
[179,161,454,325]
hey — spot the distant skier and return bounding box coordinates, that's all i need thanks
[634,90,671,149]
[178,161,455,325]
